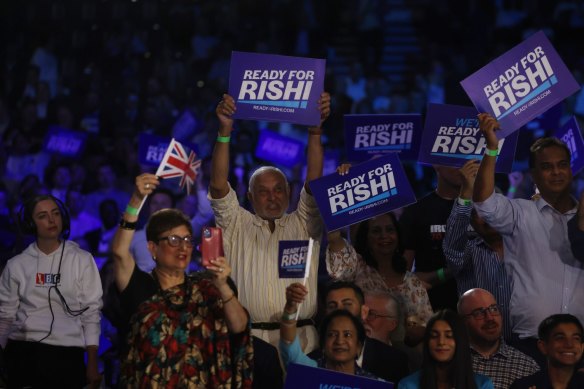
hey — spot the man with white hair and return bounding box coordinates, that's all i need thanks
[363,292,400,345]
[209,93,330,352]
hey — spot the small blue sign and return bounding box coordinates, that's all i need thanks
[555,116,584,175]
[43,126,88,158]
[344,114,422,162]
[255,130,304,168]
[284,363,393,389]
[278,240,309,278]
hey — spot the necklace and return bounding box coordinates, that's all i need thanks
[151,271,192,311]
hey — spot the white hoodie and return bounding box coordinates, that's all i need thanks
[0,240,102,348]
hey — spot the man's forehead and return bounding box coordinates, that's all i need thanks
[550,323,582,336]
[327,288,358,302]
[253,170,288,188]
[462,292,495,311]
[534,146,570,163]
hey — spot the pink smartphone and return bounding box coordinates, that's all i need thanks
[201,227,224,267]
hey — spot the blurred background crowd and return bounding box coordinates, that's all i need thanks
[1,0,584,277]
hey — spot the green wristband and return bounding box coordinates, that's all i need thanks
[457,197,472,206]
[125,204,139,216]
[217,135,231,143]
[281,310,298,321]
[485,148,498,157]
[436,268,446,283]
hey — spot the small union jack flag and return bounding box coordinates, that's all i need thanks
[157,139,201,194]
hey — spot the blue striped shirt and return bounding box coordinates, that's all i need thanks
[443,201,513,342]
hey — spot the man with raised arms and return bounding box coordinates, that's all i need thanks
[210,93,330,352]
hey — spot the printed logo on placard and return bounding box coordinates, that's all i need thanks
[328,163,397,217]
[484,46,557,120]
[354,122,414,151]
[431,117,506,159]
[238,69,314,113]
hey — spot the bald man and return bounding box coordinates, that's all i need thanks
[458,288,539,389]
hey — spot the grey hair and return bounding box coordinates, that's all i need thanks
[248,166,289,192]
[367,291,405,343]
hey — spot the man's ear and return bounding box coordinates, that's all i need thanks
[247,191,252,203]
[388,318,398,333]
[536,339,548,357]
[361,304,370,322]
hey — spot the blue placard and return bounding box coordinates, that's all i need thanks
[278,240,309,278]
[344,114,422,162]
[418,103,519,173]
[284,363,393,389]
[309,154,416,232]
[555,116,584,175]
[139,133,172,166]
[228,51,326,126]
[255,130,304,168]
[138,133,199,167]
[43,126,88,158]
[461,30,580,138]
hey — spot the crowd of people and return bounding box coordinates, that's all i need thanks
[1,0,584,388]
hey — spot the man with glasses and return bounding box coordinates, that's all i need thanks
[363,292,400,345]
[365,292,422,371]
[458,288,539,389]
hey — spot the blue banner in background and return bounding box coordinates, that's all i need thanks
[43,126,88,158]
[139,133,198,167]
[555,116,584,175]
[344,113,422,162]
[255,130,304,167]
[309,153,416,232]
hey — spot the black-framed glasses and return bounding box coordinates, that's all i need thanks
[367,310,394,321]
[464,304,500,320]
[157,235,195,248]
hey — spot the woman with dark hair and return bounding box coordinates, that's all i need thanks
[279,282,378,378]
[327,167,433,345]
[0,194,102,388]
[398,309,493,389]
[112,173,252,387]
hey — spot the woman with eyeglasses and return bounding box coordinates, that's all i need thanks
[398,309,494,389]
[111,173,253,388]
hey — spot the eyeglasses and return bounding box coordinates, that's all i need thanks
[156,235,195,248]
[464,304,500,320]
[367,311,394,321]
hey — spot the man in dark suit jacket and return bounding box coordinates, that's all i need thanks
[308,281,409,384]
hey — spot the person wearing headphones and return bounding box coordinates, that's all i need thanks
[0,194,103,388]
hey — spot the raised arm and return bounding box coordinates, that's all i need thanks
[443,160,479,276]
[305,92,331,193]
[280,283,308,343]
[207,256,248,333]
[473,113,500,202]
[210,94,236,199]
[111,173,159,292]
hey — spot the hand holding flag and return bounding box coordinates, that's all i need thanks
[136,138,201,213]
